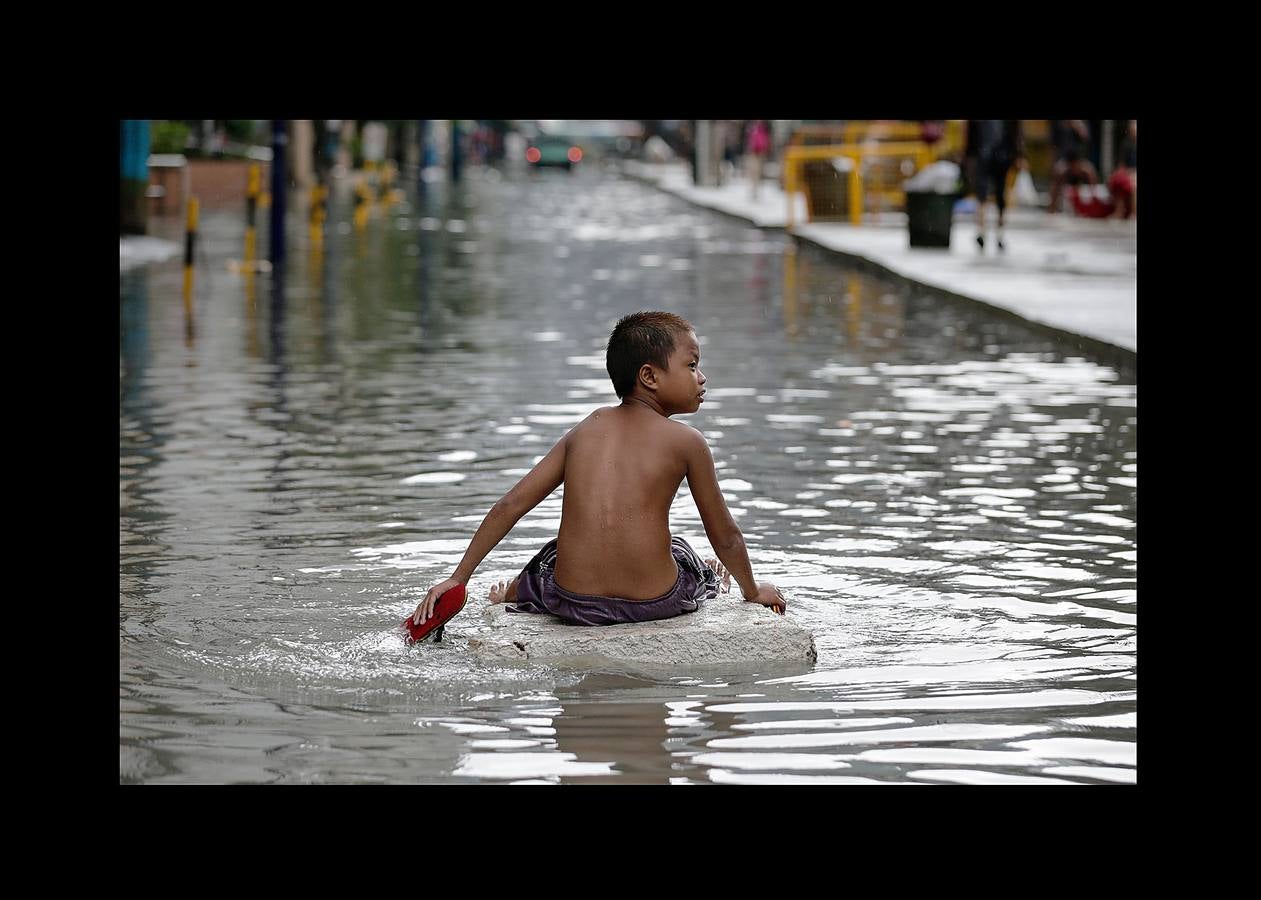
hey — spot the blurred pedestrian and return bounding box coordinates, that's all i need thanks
[1108,119,1137,219]
[1048,120,1100,214]
[722,121,742,182]
[471,125,490,165]
[965,120,1023,252]
[683,121,699,186]
[746,119,771,200]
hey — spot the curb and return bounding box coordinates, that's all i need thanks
[784,235,1137,375]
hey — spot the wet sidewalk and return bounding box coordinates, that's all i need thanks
[621,160,1136,356]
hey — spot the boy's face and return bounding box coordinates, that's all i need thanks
[655,330,707,414]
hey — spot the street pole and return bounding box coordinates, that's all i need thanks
[712,120,725,186]
[416,120,428,195]
[270,119,288,266]
[291,119,313,190]
[1101,119,1115,179]
[450,119,462,183]
[695,120,713,187]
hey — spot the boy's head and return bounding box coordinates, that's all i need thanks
[606,311,696,399]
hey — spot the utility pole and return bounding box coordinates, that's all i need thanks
[1101,119,1115,179]
[712,120,726,186]
[291,120,314,190]
[416,120,429,198]
[695,120,713,187]
[450,119,462,183]
[270,120,288,265]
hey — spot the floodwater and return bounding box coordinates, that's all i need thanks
[120,162,1136,785]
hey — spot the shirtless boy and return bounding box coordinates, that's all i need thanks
[409,310,785,630]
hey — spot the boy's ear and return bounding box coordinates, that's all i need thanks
[637,363,658,393]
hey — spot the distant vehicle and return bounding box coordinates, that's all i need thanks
[525,134,583,170]
[516,120,644,165]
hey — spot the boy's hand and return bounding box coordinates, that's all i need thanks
[744,581,786,615]
[412,577,464,626]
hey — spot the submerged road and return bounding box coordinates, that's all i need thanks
[121,162,1136,784]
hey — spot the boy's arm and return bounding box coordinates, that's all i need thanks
[413,433,566,625]
[452,433,568,584]
[682,428,782,611]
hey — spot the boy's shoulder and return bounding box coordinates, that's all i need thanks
[666,420,709,455]
[675,421,707,441]
[574,407,705,443]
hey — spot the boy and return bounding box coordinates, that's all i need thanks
[409,310,786,631]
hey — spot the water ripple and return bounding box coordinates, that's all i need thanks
[120,165,1136,784]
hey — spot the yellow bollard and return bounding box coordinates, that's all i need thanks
[785,156,797,230]
[353,179,369,230]
[365,159,378,206]
[309,183,325,246]
[848,163,863,226]
[245,266,258,358]
[183,195,199,312]
[782,241,798,337]
[245,164,260,265]
[183,195,199,345]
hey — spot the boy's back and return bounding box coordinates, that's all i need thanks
[555,404,690,600]
[408,310,784,633]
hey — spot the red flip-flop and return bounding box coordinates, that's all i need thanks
[401,584,468,645]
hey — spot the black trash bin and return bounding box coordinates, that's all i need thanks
[906,190,957,248]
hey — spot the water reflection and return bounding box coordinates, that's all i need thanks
[448,685,675,784]
[120,267,175,622]
[781,242,911,356]
[120,164,1135,784]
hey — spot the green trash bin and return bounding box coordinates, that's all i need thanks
[906,190,957,248]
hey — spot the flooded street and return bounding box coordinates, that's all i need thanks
[120,162,1136,784]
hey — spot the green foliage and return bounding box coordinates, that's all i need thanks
[224,120,260,143]
[150,120,190,154]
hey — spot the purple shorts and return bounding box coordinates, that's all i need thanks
[505,536,720,626]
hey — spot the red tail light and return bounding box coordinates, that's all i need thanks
[568,147,583,163]
[526,147,541,163]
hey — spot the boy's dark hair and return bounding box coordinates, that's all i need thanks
[606,311,695,399]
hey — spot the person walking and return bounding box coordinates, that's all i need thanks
[965,120,1023,252]
[746,120,771,200]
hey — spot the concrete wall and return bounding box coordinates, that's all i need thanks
[146,159,272,217]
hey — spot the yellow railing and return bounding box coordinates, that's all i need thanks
[790,121,966,155]
[789,122,927,147]
[784,141,936,228]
